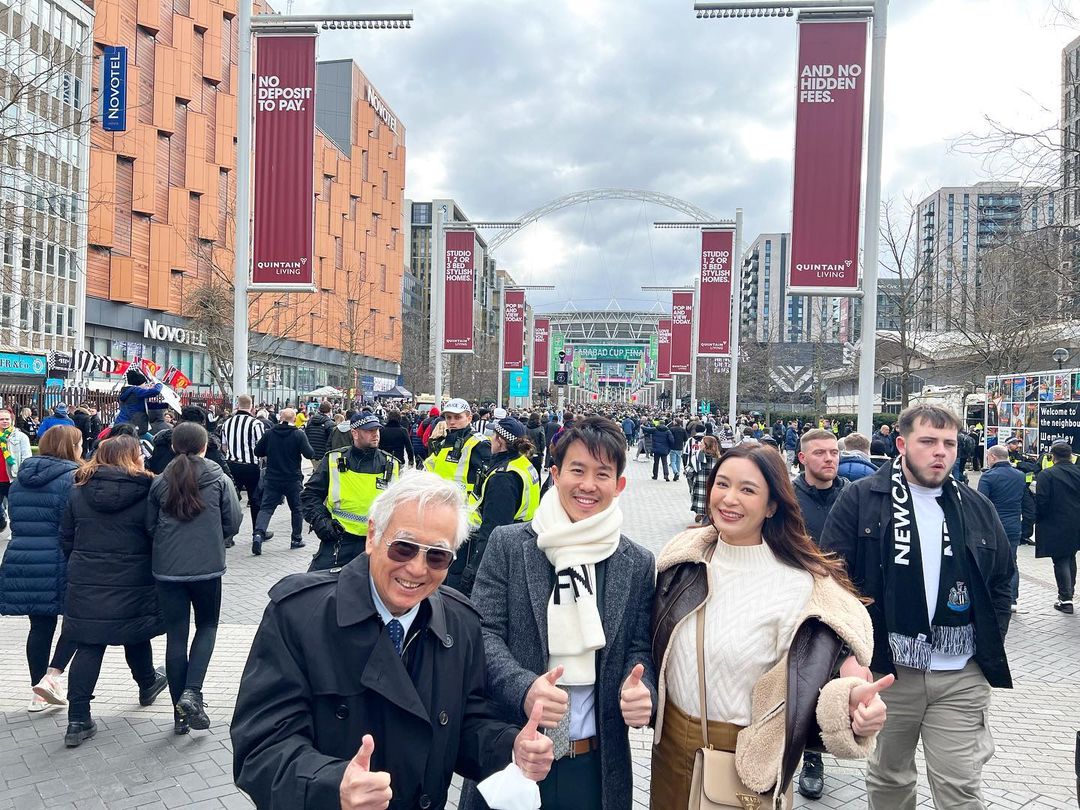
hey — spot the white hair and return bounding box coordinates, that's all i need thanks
[988,444,1010,461]
[367,469,469,550]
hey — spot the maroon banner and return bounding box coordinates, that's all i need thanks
[252,34,316,288]
[698,229,734,356]
[658,318,672,380]
[533,318,550,378]
[789,20,868,293]
[502,288,526,370]
[443,230,475,353]
[671,291,693,375]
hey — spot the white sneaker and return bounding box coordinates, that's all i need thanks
[32,674,67,706]
[27,695,50,712]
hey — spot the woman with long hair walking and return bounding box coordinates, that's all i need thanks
[0,426,83,711]
[61,435,168,747]
[147,422,241,734]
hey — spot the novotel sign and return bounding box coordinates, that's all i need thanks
[143,319,208,347]
[102,46,128,132]
[366,85,398,136]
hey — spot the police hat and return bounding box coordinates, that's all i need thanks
[492,417,526,443]
[350,414,381,431]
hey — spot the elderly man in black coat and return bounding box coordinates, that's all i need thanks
[231,470,554,810]
[460,416,657,810]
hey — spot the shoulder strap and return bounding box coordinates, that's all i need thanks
[694,542,717,747]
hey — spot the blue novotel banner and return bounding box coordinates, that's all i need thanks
[102,46,128,132]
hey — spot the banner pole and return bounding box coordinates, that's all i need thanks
[728,207,743,425]
[496,275,505,406]
[233,0,253,398]
[432,210,445,407]
[857,0,888,436]
[690,276,700,414]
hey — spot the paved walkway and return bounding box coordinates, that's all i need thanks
[0,457,1076,809]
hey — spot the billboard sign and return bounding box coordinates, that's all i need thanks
[252,34,317,289]
[698,229,734,356]
[502,289,526,370]
[658,318,672,380]
[443,230,476,352]
[789,20,868,294]
[102,46,128,132]
[670,291,694,375]
[533,318,550,377]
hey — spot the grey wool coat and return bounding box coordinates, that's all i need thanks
[458,521,658,810]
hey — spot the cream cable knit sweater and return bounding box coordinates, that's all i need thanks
[666,536,813,727]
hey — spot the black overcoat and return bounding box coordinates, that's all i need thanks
[1035,460,1080,559]
[230,555,518,810]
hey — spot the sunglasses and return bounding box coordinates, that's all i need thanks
[385,538,456,571]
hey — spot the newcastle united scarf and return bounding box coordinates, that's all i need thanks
[886,456,975,671]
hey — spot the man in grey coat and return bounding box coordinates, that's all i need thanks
[460,416,657,810]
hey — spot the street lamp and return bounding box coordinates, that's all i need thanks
[693,0,889,440]
[1053,347,1070,370]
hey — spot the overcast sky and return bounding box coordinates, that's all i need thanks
[307,0,1074,313]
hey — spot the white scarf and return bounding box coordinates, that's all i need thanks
[531,489,623,686]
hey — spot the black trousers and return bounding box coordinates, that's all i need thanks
[538,750,602,809]
[156,578,222,706]
[67,641,156,721]
[254,478,303,540]
[26,614,77,685]
[1053,553,1077,600]
[228,462,262,527]
[652,453,670,479]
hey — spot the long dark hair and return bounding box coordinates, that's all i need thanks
[705,443,863,599]
[162,422,209,521]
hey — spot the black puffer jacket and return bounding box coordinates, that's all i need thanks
[60,468,162,645]
[304,412,334,458]
[146,426,233,479]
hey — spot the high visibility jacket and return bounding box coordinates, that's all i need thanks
[325,448,400,537]
[1041,453,1079,471]
[425,431,488,498]
[472,454,541,527]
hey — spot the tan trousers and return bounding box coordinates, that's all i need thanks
[867,660,995,810]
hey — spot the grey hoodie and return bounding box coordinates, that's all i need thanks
[146,456,243,581]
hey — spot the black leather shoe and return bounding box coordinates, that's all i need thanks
[139,667,168,706]
[290,538,306,549]
[176,688,210,730]
[797,751,825,799]
[64,719,96,747]
[252,534,263,556]
[224,538,235,548]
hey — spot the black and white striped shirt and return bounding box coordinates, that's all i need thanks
[220,410,266,465]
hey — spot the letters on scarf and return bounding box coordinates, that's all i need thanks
[886,456,975,671]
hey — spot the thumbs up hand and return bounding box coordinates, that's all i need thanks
[848,673,893,737]
[513,700,555,781]
[524,665,569,727]
[620,663,652,728]
[339,734,393,810]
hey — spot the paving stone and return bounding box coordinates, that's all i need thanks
[0,461,1073,808]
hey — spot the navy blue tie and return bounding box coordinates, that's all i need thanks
[386,619,404,656]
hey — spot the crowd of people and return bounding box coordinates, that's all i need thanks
[0,385,1073,810]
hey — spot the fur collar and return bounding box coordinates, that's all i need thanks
[656,525,872,665]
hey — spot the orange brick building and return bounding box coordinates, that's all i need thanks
[83,0,405,401]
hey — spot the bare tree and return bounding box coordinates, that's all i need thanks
[876,197,941,409]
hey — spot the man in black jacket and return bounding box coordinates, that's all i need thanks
[146,405,232,479]
[303,401,334,458]
[1034,442,1080,614]
[252,408,317,555]
[231,472,553,810]
[821,405,1012,810]
[791,427,846,799]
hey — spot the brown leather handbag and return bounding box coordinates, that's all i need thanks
[687,602,790,810]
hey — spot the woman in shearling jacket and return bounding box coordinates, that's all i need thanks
[650,443,891,808]
[147,422,241,735]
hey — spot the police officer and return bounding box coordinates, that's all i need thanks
[447,417,541,596]
[424,398,491,514]
[301,413,400,571]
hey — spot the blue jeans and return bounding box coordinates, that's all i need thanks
[1008,539,1020,602]
[669,450,682,476]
